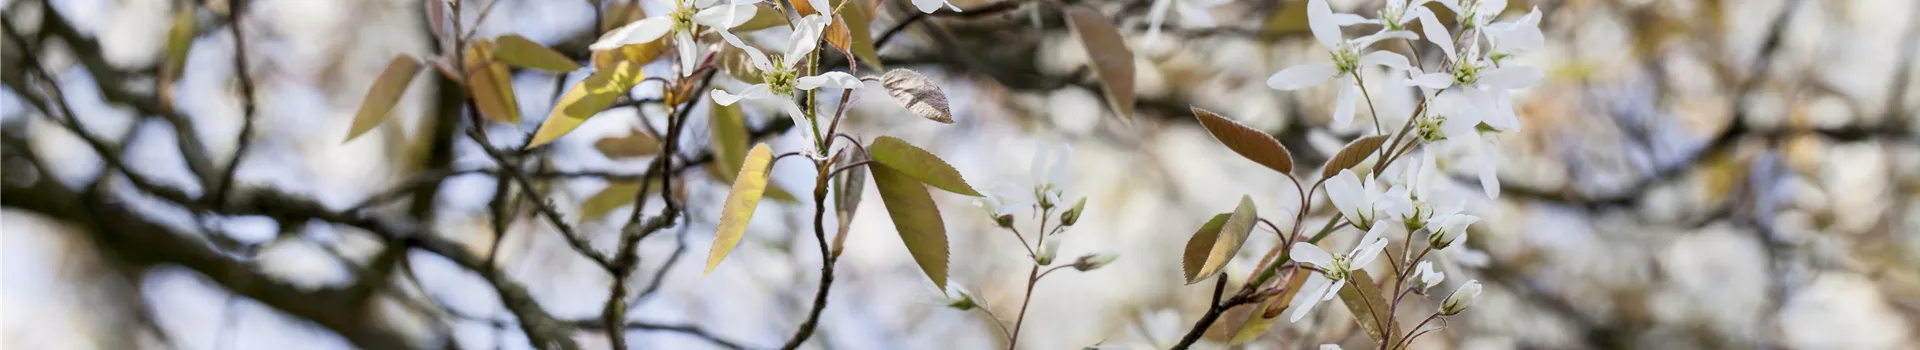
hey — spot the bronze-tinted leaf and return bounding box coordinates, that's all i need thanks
[824,15,855,57]
[526,60,645,149]
[345,56,422,143]
[1336,270,1400,343]
[1181,213,1232,283]
[1192,107,1292,174]
[1319,135,1389,178]
[591,39,670,71]
[870,163,950,290]
[880,69,952,123]
[1064,5,1135,121]
[464,39,521,124]
[831,146,870,259]
[594,128,661,158]
[836,0,882,70]
[495,34,583,72]
[1231,268,1311,344]
[867,136,979,196]
[706,143,776,276]
[1193,195,1258,283]
[712,41,767,84]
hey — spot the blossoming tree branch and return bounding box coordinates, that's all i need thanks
[0,0,1543,348]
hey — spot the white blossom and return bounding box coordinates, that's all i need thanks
[1027,140,1073,208]
[1439,279,1482,315]
[591,0,766,76]
[1414,260,1445,292]
[1325,169,1406,230]
[1437,0,1506,30]
[1267,0,1417,127]
[1143,0,1229,44]
[1320,345,1344,350]
[710,15,863,158]
[1286,220,1391,322]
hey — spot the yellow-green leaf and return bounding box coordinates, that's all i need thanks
[705,143,775,276]
[526,60,644,149]
[159,5,195,110]
[1320,135,1389,178]
[867,136,979,196]
[1064,5,1135,121]
[831,146,870,259]
[580,178,665,220]
[1192,107,1292,174]
[1183,196,1257,284]
[1181,213,1230,283]
[346,56,422,143]
[594,128,661,158]
[870,163,950,290]
[713,42,766,84]
[494,34,582,72]
[464,39,521,124]
[1336,270,1400,344]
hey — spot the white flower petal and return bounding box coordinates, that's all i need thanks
[1416,10,1455,61]
[1325,169,1367,223]
[808,0,833,16]
[912,0,953,13]
[1288,273,1332,322]
[1175,3,1218,26]
[718,31,774,71]
[1348,222,1393,267]
[589,17,675,50]
[795,71,864,90]
[1048,142,1073,187]
[1291,242,1335,267]
[1322,278,1347,301]
[1473,139,1501,199]
[711,84,773,105]
[1359,51,1413,71]
[1329,13,1369,26]
[676,31,699,77]
[786,15,833,67]
[694,4,759,28]
[1407,72,1453,89]
[1306,0,1343,50]
[1267,63,1338,90]
[1332,75,1360,127]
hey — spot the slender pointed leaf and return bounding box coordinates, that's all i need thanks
[465,40,521,124]
[705,143,776,276]
[839,0,881,70]
[495,34,582,72]
[1232,268,1312,344]
[1192,107,1293,174]
[1320,135,1389,178]
[870,163,950,290]
[1064,5,1135,121]
[867,136,979,196]
[345,56,422,142]
[1197,196,1258,283]
[708,98,749,179]
[526,60,644,149]
[580,178,666,220]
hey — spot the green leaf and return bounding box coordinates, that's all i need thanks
[870,163,950,290]
[708,98,749,179]
[1182,195,1258,284]
[345,56,422,143]
[705,143,776,276]
[867,136,980,196]
[525,60,645,149]
[1192,107,1293,174]
[1063,5,1135,121]
[494,34,582,72]
[1336,270,1400,344]
[1320,135,1389,178]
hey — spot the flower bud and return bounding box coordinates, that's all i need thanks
[993,214,1015,229]
[1439,280,1482,316]
[1059,197,1086,226]
[1071,252,1117,271]
[1036,237,1062,265]
[945,289,977,311]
